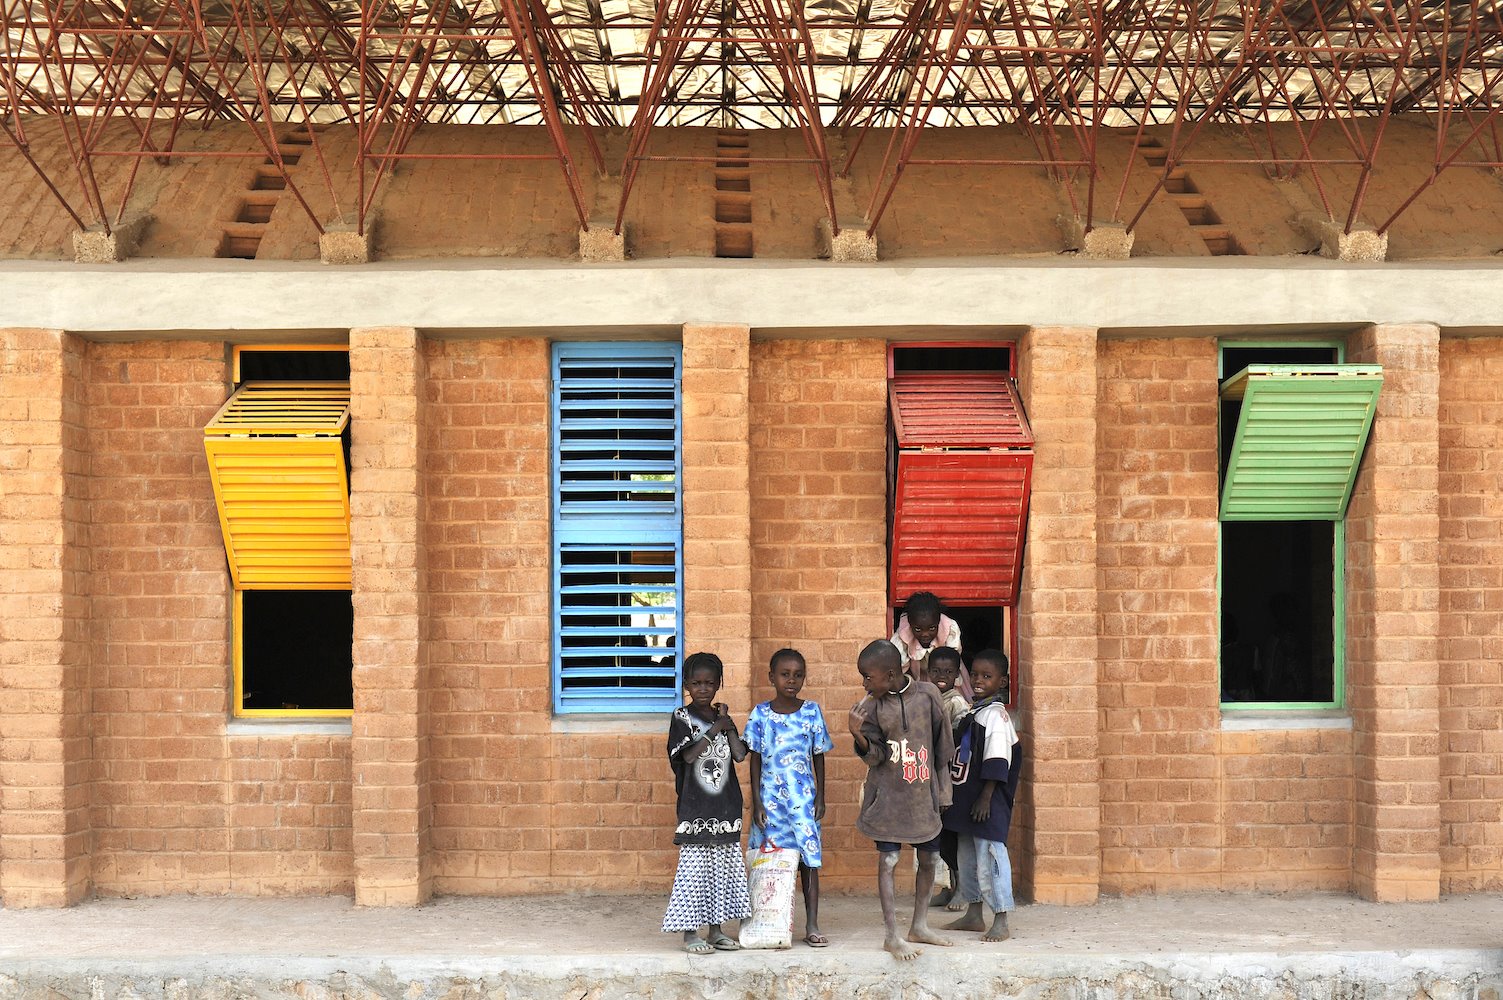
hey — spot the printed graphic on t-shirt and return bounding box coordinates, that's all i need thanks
[950,730,972,785]
[697,732,731,793]
[887,738,930,784]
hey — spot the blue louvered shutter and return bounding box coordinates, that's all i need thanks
[552,343,682,714]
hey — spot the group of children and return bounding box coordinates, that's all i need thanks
[662,592,1022,960]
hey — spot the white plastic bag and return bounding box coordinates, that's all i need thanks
[739,844,800,949]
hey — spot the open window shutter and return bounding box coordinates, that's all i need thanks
[204,382,352,589]
[888,373,1035,607]
[552,344,682,714]
[1219,365,1383,521]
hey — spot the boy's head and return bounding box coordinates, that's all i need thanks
[857,640,903,698]
[683,651,724,706]
[928,647,962,693]
[768,648,807,700]
[970,649,1009,701]
[903,591,943,647]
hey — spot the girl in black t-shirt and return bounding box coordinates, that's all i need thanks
[662,652,752,954]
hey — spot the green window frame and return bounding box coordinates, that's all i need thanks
[1217,341,1378,712]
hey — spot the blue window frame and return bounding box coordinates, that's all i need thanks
[551,342,683,714]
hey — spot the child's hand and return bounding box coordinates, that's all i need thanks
[755,803,768,829]
[710,703,732,733]
[814,796,826,821]
[971,798,991,824]
[847,701,870,739]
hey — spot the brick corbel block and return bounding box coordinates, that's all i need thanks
[579,220,627,262]
[816,218,878,262]
[72,215,152,262]
[321,216,377,264]
[1299,214,1387,262]
[1059,217,1133,259]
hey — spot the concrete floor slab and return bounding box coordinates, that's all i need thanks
[1,893,1500,999]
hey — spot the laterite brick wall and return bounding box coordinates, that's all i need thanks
[1344,324,1442,902]
[1438,336,1503,893]
[748,338,889,891]
[421,337,677,893]
[1095,337,1353,893]
[1095,337,1223,892]
[0,328,90,907]
[86,341,353,896]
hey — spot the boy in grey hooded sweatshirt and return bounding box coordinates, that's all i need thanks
[848,640,956,960]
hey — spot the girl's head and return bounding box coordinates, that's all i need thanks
[928,647,962,693]
[903,591,943,647]
[683,652,724,707]
[970,649,1009,701]
[857,640,903,698]
[769,648,806,701]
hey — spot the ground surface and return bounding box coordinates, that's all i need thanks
[1,891,1499,958]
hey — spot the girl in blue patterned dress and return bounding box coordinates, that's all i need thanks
[745,648,835,947]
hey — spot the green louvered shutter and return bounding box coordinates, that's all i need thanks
[1219,365,1383,521]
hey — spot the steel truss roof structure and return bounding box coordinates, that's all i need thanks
[4,0,1502,245]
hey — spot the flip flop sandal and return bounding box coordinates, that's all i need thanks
[803,933,830,948]
[683,939,715,955]
[709,932,741,951]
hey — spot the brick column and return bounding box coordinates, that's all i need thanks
[681,325,753,714]
[349,326,432,906]
[1345,323,1442,902]
[0,328,91,907]
[1017,326,1100,905]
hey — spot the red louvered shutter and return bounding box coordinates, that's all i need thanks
[888,373,1035,607]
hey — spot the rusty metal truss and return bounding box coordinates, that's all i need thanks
[4,0,1503,246]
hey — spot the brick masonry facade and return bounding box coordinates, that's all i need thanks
[1,325,1500,906]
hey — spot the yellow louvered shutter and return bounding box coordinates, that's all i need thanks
[204,382,352,589]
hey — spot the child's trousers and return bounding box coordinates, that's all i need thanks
[956,833,1015,912]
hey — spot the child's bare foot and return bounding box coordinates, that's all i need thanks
[682,931,714,955]
[884,934,921,961]
[945,901,986,932]
[929,887,954,908]
[982,914,1010,942]
[906,924,953,947]
[945,895,967,912]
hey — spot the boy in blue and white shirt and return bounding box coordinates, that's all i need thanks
[941,648,1021,942]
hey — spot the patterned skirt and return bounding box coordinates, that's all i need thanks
[661,842,752,932]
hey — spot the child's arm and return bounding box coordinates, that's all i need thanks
[847,701,871,753]
[720,705,749,762]
[813,751,826,821]
[749,751,766,828]
[972,779,997,823]
[848,701,886,765]
[680,710,734,764]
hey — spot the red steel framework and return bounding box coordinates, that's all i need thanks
[3,0,1503,242]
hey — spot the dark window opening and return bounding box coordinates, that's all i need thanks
[1220,510,1336,704]
[237,349,350,383]
[241,589,353,711]
[891,344,1012,375]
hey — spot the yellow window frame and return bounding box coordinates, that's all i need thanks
[232,590,353,719]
